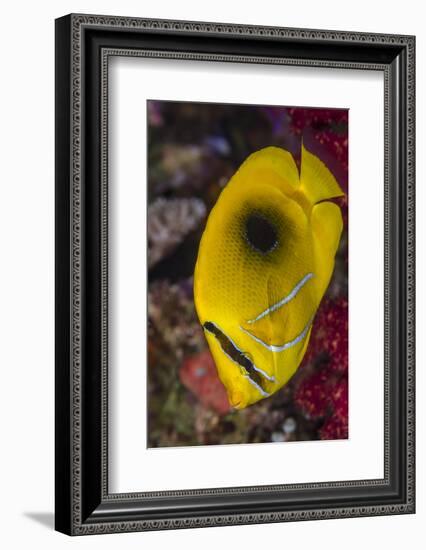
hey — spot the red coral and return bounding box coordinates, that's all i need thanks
[288,107,349,194]
[180,350,230,415]
[319,414,348,440]
[329,378,349,420]
[302,297,348,369]
[293,369,331,418]
[294,297,348,440]
[322,298,348,374]
[288,108,348,134]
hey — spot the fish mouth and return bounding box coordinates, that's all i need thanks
[203,321,272,397]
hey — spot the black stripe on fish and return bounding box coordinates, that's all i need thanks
[203,321,266,391]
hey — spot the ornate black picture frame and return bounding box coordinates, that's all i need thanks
[55,13,415,535]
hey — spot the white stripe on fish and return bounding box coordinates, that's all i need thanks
[247,272,314,324]
[245,376,270,397]
[240,316,314,353]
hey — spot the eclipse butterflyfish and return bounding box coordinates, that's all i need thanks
[194,144,345,409]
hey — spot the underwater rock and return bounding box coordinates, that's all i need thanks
[179,350,231,415]
[147,100,164,127]
[148,278,206,356]
[148,198,206,268]
[282,416,297,435]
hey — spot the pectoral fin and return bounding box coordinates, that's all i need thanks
[312,201,343,260]
[300,143,344,204]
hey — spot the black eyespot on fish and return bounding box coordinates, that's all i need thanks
[245,213,278,254]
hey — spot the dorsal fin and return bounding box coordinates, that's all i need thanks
[300,143,344,205]
[235,146,300,196]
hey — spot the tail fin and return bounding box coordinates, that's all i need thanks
[300,142,344,205]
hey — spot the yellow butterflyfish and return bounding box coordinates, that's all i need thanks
[194,144,344,409]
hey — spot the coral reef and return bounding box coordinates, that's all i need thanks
[294,297,349,439]
[147,100,349,447]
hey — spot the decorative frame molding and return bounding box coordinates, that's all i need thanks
[55,13,415,535]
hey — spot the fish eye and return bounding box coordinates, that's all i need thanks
[245,213,278,254]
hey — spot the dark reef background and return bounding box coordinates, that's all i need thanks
[147,101,348,448]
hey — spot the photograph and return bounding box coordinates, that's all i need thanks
[147,100,349,448]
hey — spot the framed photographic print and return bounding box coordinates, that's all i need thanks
[55,14,415,535]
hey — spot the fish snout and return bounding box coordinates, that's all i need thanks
[228,389,246,409]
